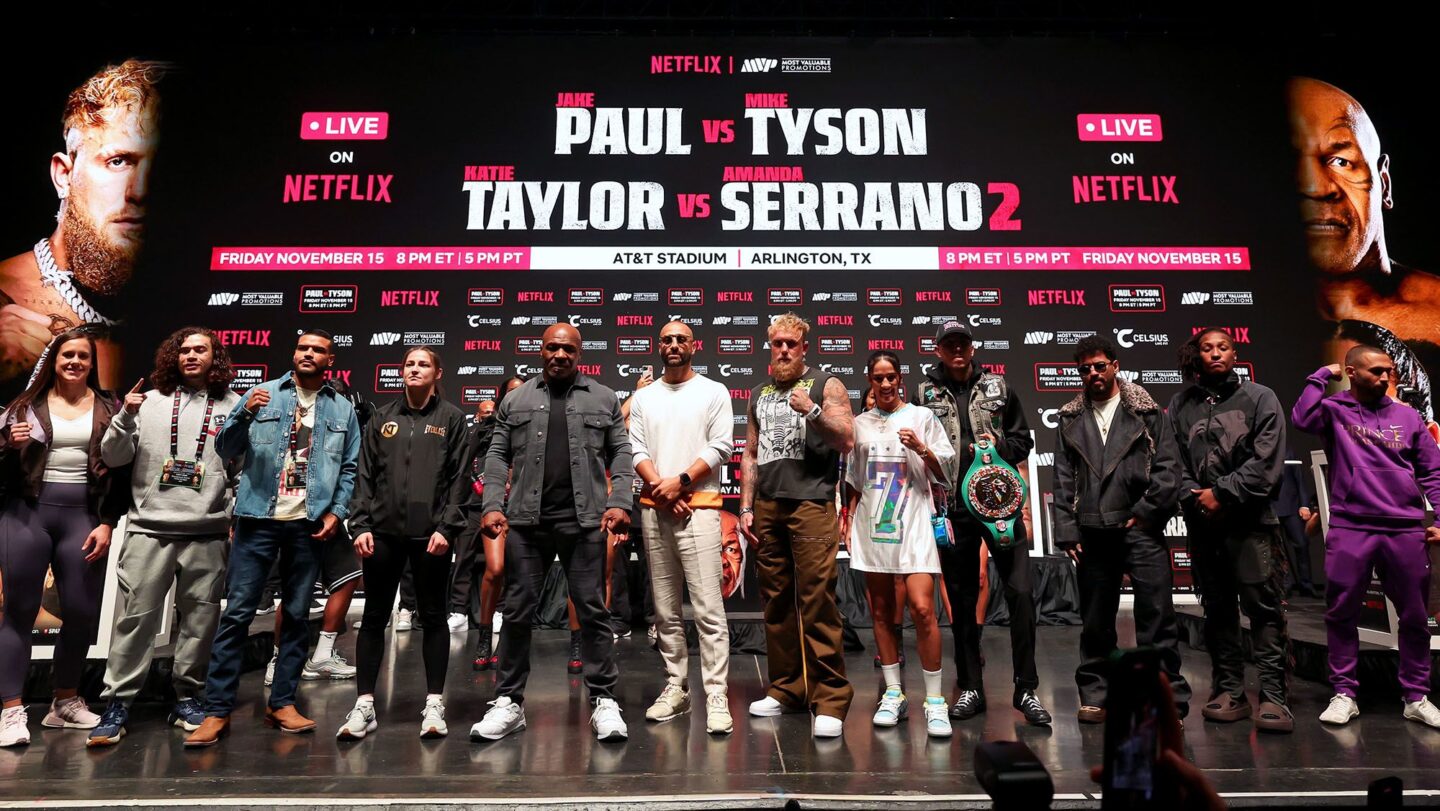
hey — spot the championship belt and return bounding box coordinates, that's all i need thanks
[961,373,1025,548]
[961,437,1027,549]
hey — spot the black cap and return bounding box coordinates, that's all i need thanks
[934,319,973,343]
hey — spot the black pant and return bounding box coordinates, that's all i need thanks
[1191,523,1290,705]
[448,524,484,624]
[939,520,1037,693]
[613,522,656,630]
[1279,514,1314,590]
[496,517,617,703]
[356,534,452,695]
[1074,527,1191,713]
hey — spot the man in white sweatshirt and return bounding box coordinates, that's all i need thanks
[88,327,242,746]
[627,321,735,734]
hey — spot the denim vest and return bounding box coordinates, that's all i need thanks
[216,372,360,521]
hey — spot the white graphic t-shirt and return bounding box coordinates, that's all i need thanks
[274,387,317,521]
[844,404,955,574]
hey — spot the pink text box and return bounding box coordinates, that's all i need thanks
[300,112,390,140]
[211,247,530,271]
[1076,114,1163,142]
[938,247,1249,271]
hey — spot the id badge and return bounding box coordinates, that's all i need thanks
[285,459,308,489]
[160,458,205,490]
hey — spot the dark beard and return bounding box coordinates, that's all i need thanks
[61,201,137,297]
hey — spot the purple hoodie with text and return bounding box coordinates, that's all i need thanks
[1291,367,1440,530]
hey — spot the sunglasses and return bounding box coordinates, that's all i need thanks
[1076,362,1112,374]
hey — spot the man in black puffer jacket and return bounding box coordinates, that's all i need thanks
[1053,335,1190,724]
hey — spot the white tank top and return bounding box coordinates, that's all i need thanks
[43,409,93,484]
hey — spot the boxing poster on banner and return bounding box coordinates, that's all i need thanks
[4,36,1439,618]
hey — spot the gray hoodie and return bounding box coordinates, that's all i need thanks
[100,387,242,536]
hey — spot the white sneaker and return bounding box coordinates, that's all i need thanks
[705,692,733,735]
[813,714,844,738]
[395,609,414,632]
[336,702,377,740]
[591,697,628,741]
[41,696,101,729]
[263,649,278,686]
[469,697,526,741]
[420,697,448,738]
[748,695,799,717]
[1404,697,1440,728]
[0,706,30,747]
[924,697,953,738]
[1319,694,1359,725]
[645,684,690,722]
[872,689,908,727]
[303,654,357,680]
[447,613,467,633]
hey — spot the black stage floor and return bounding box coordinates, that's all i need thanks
[3,613,1440,809]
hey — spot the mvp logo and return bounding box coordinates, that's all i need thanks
[740,58,777,73]
[1024,332,1054,345]
[208,293,239,306]
[1181,292,1211,305]
[370,332,401,346]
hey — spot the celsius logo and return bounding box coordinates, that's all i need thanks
[1114,329,1169,348]
[868,315,902,327]
[817,315,853,326]
[719,365,754,378]
[514,364,543,376]
[968,314,1002,327]
[616,364,649,377]
[570,316,603,327]
[208,292,239,306]
[920,363,936,376]
[370,332,401,346]
[217,330,270,346]
[467,316,502,327]
[1181,292,1211,305]
[1027,289,1085,306]
[1038,408,1061,429]
[740,57,778,73]
[1024,332,1054,345]
[668,315,705,326]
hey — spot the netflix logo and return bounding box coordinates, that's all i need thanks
[517,291,554,302]
[717,291,754,303]
[817,315,853,326]
[617,315,654,327]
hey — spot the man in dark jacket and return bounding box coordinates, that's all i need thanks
[914,320,1051,726]
[1054,335,1190,724]
[1169,328,1292,733]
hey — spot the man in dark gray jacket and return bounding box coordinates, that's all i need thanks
[1053,335,1190,723]
[470,323,634,742]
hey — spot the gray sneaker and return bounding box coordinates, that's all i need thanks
[420,697,448,738]
[303,654,357,680]
[336,702,377,740]
[705,692,733,735]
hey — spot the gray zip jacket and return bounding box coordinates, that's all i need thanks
[480,374,634,527]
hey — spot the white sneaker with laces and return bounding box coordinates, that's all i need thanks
[924,697,953,738]
[872,689,908,727]
[336,702,377,740]
[1404,697,1440,728]
[591,697,628,741]
[395,609,414,632]
[469,697,526,741]
[447,613,467,633]
[303,654,357,680]
[263,649,278,686]
[705,692,733,735]
[748,695,798,717]
[420,697,448,738]
[42,696,101,729]
[1319,694,1359,725]
[813,714,844,738]
[645,684,690,722]
[0,706,30,747]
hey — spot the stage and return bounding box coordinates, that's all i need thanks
[5,611,1440,809]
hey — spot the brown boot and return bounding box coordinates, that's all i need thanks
[264,705,317,734]
[1077,705,1107,724]
[184,715,230,748]
[1201,693,1252,723]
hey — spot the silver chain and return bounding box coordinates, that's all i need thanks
[33,238,116,326]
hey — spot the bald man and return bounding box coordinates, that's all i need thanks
[1290,77,1440,408]
[470,323,635,742]
[628,321,736,733]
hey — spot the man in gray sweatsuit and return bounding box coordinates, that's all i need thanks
[86,328,242,746]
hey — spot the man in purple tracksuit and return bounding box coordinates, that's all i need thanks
[1292,345,1440,728]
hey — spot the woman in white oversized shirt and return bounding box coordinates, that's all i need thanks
[840,351,956,737]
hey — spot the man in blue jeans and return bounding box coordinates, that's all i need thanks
[186,329,360,746]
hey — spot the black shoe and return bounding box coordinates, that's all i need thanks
[567,631,583,674]
[472,631,494,672]
[1014,690,1052,726]
[950,690,986,720]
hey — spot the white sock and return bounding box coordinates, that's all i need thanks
[314,631,338,661]
[880,663,903,692]
[269,646,279,661]
[426,693,444,703]
[356,694,374,706]
[923,668,943,700]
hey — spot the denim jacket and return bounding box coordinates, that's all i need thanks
[480,374,634,528]
[216,372,361,521]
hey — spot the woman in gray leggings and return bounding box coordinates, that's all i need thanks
[0,328,127,747]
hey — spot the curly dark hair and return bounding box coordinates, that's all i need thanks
[150,327,235,397]
[1176,328,1235,380]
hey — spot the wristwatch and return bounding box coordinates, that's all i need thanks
[960,437,1027,549]
[678,472,692,488]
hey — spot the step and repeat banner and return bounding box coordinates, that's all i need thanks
[3,36,1437,626]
